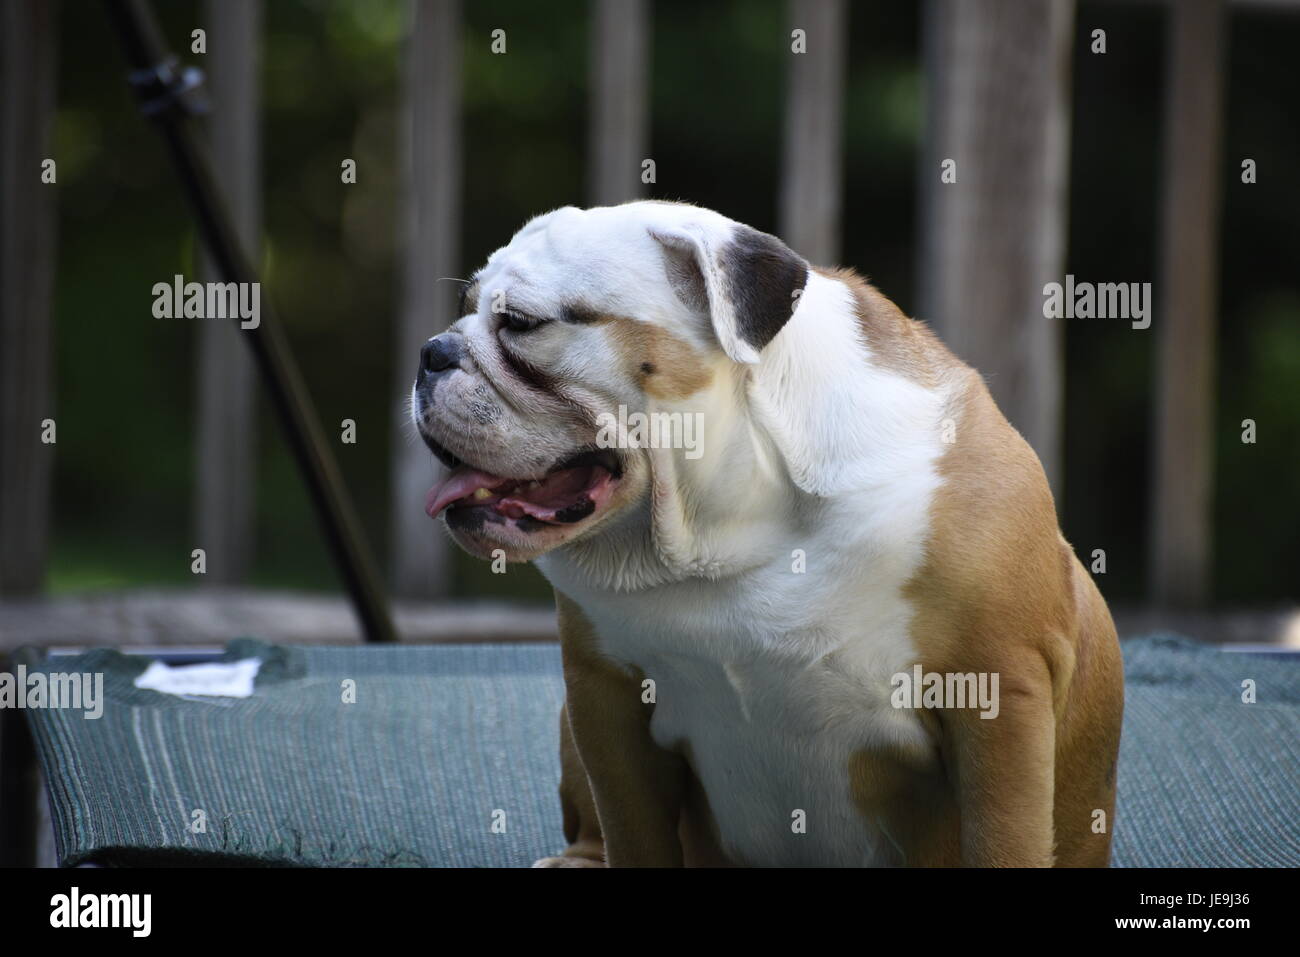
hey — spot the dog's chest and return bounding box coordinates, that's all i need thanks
[578,573,938,867]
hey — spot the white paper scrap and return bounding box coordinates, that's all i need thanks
[134,658,262,698]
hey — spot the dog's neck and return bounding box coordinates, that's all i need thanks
[538,270,948,595]
[537,391,796,593]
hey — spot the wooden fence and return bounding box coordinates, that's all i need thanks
[0,0,1257,611]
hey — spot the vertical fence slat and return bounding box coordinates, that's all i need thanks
[195,0,261,584]
[1149,0,1226,609]
[588,0,650,206]
[779,0,847,266]
[391,0,462,599]
[918,0,1075,495]
[0,0,58,596]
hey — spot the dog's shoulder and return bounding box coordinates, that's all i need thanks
[815,266,959,390]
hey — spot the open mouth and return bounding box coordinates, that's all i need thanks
[424,444,622,528]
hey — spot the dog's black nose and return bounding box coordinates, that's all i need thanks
[420,334,464,375]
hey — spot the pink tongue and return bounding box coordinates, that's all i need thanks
[425,468,504,518]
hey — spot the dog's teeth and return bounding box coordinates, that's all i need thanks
[472,487,493,501]
[528,480,541,489]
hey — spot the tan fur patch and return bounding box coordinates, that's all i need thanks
[848,747,962,866]
[874,356,1123,866]
[603,317,714,399]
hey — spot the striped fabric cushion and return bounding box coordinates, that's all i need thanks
[1111,635,1299,866]
[20,635,1300,867]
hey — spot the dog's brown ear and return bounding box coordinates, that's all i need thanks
[650,223,808,364]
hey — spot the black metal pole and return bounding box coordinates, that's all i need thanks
[102,0,398,643]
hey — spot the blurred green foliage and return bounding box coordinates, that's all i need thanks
[47,1,1298,605]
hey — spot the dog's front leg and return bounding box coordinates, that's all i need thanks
[554,591,687,867]
[532,705,606,867]
[947,663,1057,867]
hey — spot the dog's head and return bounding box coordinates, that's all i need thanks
[412,201,809,570]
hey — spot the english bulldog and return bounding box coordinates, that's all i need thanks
[412,201,1124,867]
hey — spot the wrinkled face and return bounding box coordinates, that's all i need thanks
[411,201,808,562]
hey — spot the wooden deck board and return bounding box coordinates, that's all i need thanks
[1,589,1296,652]
[0,588,557,650]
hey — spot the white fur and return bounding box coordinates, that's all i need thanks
[532,207,952,865]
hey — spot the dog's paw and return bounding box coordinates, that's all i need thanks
[531,855,605,868]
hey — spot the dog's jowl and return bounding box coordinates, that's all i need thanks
[412,201,1124,868]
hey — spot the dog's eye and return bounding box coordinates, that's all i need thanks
[499,311,542,334]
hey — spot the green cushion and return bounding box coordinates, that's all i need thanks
[25,640,566,866]
[1111,635,1300,866]
[19,634,1300,866]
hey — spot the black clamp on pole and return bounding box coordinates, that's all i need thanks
[127,57,208,119]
